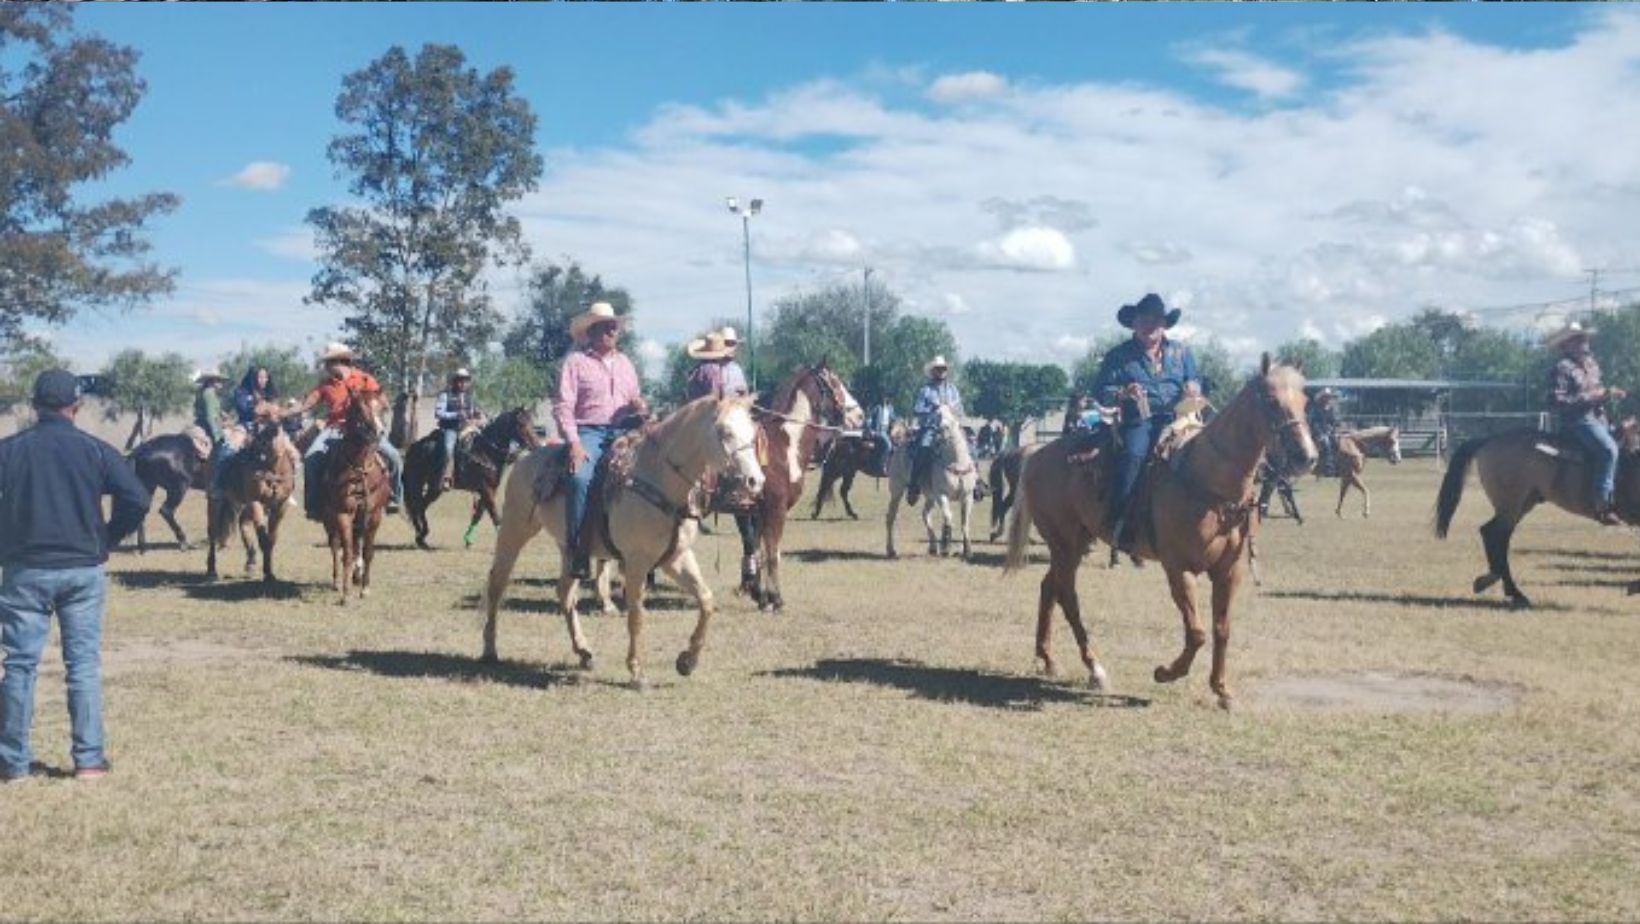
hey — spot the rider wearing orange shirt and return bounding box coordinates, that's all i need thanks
[284,342,403,519]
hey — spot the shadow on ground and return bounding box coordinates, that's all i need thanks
[110,568,212,590]
[181,579,308,603]
[760,657,1149,711]
[788,548,885,564]
[1519,547,1638,562]
[1263,588,1575,613]
[287,649,576,690]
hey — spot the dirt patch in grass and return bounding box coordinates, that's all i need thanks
[1254,670,1521,714]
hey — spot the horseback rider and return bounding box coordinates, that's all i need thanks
[1308,388,1341,475]
[555,302,648,581]
[906,356,964,505]
[434,369,481,490]
[1546,321,1627,525]
[1094,293,1202,562]
[719,326,750,398]
[864,392,897,475]
[193,369,232,496]
[684,330,747,400]
[284,343,404,519]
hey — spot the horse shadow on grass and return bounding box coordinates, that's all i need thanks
[1518,547,1638,563]
[181,579,308,603]
[760,658,1149,712]
[1262,588,1577,613]
[287,649,577,690]
[1540,561,1638,576]
[457,590,697,615]
[110,568,212,590]
[787,548,886,564]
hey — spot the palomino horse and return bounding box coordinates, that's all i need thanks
[1324,426,1402,518]
[206,406,296,582]
[1435,418,1640,608]
[1004,356,1316,708]
[321,395,392,604]
[481,395,765,687]
[131,432,209,552]
[403,407,541,550]
[734,364,863,612]
[987,444,1032,542]
[886,405,980,560]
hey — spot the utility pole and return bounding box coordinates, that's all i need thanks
[862,266,873,367]
[1585,267,1602,316]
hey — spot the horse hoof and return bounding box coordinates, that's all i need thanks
[1216,693,1235,711]
[1153,666,1177,684]
[676,650,698,677]
[1628,581,1640,597]
[577,651,594,671]
[629,676,649,692]
[1473,573,1501,594]
[1039,662,1058,678]
[1090,665,1110,692]
[1508,595,1534,611]
[480,650,499,665]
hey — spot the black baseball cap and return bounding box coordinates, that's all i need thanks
[32,369,82,409]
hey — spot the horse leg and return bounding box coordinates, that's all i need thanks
[935,494,954,557]
[597,560,618,617]
[263,503,284,583]
[1154,565,1206,684]
[480,499,545,664]
[413,484,438,550]
[621,559,650,689]
[921,497,939,557]
[665,548,714,677]
[958,486,973,560]
[161,485,191,550]
[1054,547,1107,691]
[1359,477,1371,518]
[463,493,487,549]
[810,467,831,520]
[238,507,259,577]
[885,485,902,559]
[1486,516,1532,608]
[841,470,859,520]
[555,551,595,670]
[359,512,381,599]
[1207,563,1242,710]
[735,513,760,598]
[760,508,788,612]
[205,499,221,581]
[336,517,355,606]
[1335,476,1349,519]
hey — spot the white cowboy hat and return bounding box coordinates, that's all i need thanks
[192,368,227,385]
[1544,321,1596,351]
[686,331,733,361]
[925,355,951,376]
[320,342,357,363]
[719,326,740,345]
[451,368,472,380]
[1174,395,1211,418]
[569,302,623,341]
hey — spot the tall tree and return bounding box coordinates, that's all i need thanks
[965,360,1068,444]
[1190,337,1242,400]
[307,43,543,441]
[761,279,900,393]
[98,349,191,447]
[0,6,179,347]
[0,342,69,414]
[501,261,634,386]
[1274,338,1340,380]
[862,315,959,412]
[472,351,548,417]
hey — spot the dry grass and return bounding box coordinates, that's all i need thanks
[3,459,1639,921]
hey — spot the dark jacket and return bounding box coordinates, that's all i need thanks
[0,414,151,570]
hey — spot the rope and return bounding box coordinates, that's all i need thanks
[751,404,855,435]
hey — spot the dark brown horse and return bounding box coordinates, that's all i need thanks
[732,364,863,611]
[206,409,296,583]
[322,395,392,604]
[987,444,1030,541]
[810,433,878,520]
[1435,418,1640,607]
[403,407,540,550]
[130,433,209,552]
[1004,356,1315,708]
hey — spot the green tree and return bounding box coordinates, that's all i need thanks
[307,43,543,441]
[861,315,959,413]
[220,343,313,403]
[760,279,899,394]
[965,360,1068,444]
[472,352,547,416]
[0,6,179,347]
[1190,337,1242,400]
[1592,302,1640,421]
[502,261,636,389]
[1340,325,1441,380]
[1274,338,1340,380]
[98,349,191,447]
[1069,335,1129,398]
[0,342,70,414]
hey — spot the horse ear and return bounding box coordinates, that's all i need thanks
[1260,353,1272,376]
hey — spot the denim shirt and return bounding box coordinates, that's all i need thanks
[914,381,964,427]
[1095,337,1198,425]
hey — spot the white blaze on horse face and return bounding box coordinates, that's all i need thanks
[721,406,764,492]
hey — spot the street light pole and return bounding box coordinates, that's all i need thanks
[727,196,763,392]
[862,266,873,368]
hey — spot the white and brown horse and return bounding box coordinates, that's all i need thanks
[886,404,980,560]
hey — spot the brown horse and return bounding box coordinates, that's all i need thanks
[1434,419,1640,608]
[322,395,392,604]
[206,407,296,583]
[403,407,540,550]
[810,434,875,520]
[987,444,1031,541]
[735,364,863,612]
[131,432,210,552]
[1004,356,1316,708]
[1322,426,1402,518]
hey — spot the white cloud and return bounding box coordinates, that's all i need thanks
[1051,334,1091,357]
[1181,47,1305,101]
[65,278,325,372]
[974,226,1077,272]
[941,293,972,316]
[1123,241,1194,266]
[255,226,319,261]
[221,161,292,191]
[928,71,1009,103]
[634,338,668,377]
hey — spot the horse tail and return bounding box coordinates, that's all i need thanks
[1435,436,1486,539]
[1003,451,1034,574]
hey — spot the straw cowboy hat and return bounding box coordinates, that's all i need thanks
[687,331,733,361]
[569,302,623,341]
[320,342,357,364]
[925,355,951,376]
[192,368,227,385]
[1543,321,1596,351]
[1117,293,1182,330]
[719,326,741,346]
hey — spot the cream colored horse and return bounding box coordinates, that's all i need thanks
[481,396,764,687]
[886,404,980,559]
[1328,426,1402,518]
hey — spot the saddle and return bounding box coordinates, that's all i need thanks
[183,425,214,461]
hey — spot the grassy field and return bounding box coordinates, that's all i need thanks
[4,458,1639,920]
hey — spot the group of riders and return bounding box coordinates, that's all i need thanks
[185,291,1631,577]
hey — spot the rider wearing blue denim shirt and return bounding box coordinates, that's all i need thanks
[907,357,964,504]
[1094,294,1201,560]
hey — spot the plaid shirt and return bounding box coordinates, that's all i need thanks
[1549,354,1606,422]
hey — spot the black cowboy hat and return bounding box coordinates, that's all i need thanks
[1116,293,1182,330]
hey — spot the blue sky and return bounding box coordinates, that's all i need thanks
[64,3,1640,374]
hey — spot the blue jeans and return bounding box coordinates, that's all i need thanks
[1568,418,1619,506]
[0,566,108,776]
[303,429,404,515]
[565,426,615,553]
[209,438,235,495]
[440,428,459,477]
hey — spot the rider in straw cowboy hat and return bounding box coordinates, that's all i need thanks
[434,367,481,489]
[1095,293,1202,564]
[684,329,748,401]
[284,342,404,518]
[1545,320,1628,525]
[906,355,964,505]
[554,302,648,580]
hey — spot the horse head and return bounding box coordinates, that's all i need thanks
[507,406,542,450]
[342,392,384,446]
[1249,353,1317,477]
[712,396,764,497]
[804,365,864,430]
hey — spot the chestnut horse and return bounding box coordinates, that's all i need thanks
[1004,356,1316,708]
[206,406,296,583]
[1323,426,1402,518]
[321,395,392,604]
[403,407,540,549]
[734,364,863,612]
[1435,418,1640,608]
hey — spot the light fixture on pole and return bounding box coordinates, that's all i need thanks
[727,196,763,391]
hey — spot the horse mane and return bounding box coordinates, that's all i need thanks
[769,367,811,415]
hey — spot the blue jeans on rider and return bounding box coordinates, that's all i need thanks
[0,566,108,777]
[440,427,460,479]
[303,429,404,516]
[1111,415,1170,544]
[1568,417,1619,507]
[565,425,616,557]
[209,438,235,496]
[872,434,893,472]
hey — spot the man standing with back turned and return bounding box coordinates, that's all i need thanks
[0,370,150,783]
